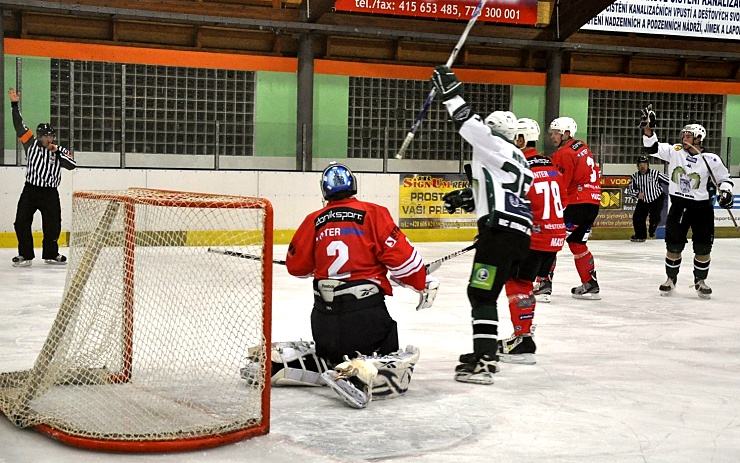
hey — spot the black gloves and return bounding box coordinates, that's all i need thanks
[443,188,474,214]
[639,104,656,129]
[718,190,733,209]
[431,65,463,102]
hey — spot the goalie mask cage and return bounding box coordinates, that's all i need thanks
[0,188,272,452]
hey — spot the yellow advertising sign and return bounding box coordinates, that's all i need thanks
[399,174,477,229]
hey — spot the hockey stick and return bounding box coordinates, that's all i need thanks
[207,247,287,265]
[425,242,477,274]
[394,0,488,160]
[686,143,739,229]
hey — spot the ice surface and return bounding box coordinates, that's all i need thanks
[1,240,740,462]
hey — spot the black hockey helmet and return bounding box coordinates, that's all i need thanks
[36,123,55,138]
[636,155,649,166]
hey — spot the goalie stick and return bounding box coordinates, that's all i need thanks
[210,244,476,274]
[394,0,488,160]
[207,247,286,265]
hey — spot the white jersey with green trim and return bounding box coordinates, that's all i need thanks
[457,111,534,236]
[643,132,733,202]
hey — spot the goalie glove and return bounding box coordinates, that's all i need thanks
[718,189,734,209]
[416,275,439,311]
[431,65,463,102]
[639,104,656,129]
[442,188,475,214]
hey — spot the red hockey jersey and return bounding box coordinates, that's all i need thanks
[523,148,567,252]
[551,138,601,206]
[286,197,426,295]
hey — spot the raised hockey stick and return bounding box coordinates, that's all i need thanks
[686,143,739,229]
[394,0,488,160]
[425,242,477,274]
[207,247,287,265]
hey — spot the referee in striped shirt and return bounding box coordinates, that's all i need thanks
[9,88,76,267]
[625,155,668,242]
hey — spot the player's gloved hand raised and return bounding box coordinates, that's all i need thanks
[431,65,463,102]
[416,275,439,311]
[442,188,474,214]
[639,104,656,129]
[718,190,733,209]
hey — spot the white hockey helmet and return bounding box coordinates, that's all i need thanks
[681,123,706,142]
[484,111,517,140]
[549,117,577,137]
[516,118,541,144]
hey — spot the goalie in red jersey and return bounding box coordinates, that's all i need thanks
[549,116,602,300]
[263,162,438,409]
[499,118,566,365]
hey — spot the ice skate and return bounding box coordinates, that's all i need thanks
[571,279,600,300]
[693,279,712,300]
[533,278,552,303]
[454,353,499,385]
[11,256,32,268]
[659,277,676,296]
[43,254,67,265]
[497,334,536,365]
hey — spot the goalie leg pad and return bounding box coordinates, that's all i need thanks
[367,345,421,400]
[241,341,330,386]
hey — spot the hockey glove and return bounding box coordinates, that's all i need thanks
[639,104,656,129]
[443,188,474,214]
[718,190,733,209]
[416,275,440,311]
[431,65,463,102]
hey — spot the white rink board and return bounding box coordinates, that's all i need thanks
[2,239,740,462]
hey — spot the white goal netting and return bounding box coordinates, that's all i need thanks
[0,188,272,451]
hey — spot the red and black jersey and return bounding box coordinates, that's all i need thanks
[551,138,601,206]
[286,197,426,295]
[523,148,567,253]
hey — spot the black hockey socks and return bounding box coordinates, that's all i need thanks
[693,257,710,282]
[471,304,499,356]
[665,256,681,281]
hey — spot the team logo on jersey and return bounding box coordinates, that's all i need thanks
[673,144,682,151]
[469,263,496,290]
[385,236,397,248]
[671,167,700,194]
[314,207,366,229]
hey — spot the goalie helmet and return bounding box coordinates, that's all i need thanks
[484,111,517,141]
[321,162,357,201]
[36,123,55,138]
[549,117,577,137]
[516,118,540,144]
[681,123,706,142]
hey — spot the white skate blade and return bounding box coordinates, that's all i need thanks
[659,288,673,297]
[571,292,601,300]
[535,294,551,303]
[454,371,495,385]
[320,371,370,409]
[696,292,711,300]
[499,353,536,365]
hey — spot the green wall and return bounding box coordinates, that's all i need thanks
[313,74,349,158]
[726,95,740,165]
[4,56,51,150]
[253,71,297,157]
[512,85,545,147]
[560,87,589,141]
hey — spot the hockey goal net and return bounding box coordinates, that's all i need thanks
[0,188,272,452]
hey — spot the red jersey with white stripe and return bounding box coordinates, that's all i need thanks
[523,148,567,252]
[551,138,601,206]
[286,197,426,295]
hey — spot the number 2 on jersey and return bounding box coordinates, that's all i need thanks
[327,240,350,279]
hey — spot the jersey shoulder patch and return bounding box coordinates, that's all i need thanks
[673,144,682,151]
[570,140,584,150]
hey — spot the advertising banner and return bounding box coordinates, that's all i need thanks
[399,174,477,230]
[595,175,637,228]
[334,0,539,26]
[582,0,740,41]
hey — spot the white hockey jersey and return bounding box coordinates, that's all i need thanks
[444,98,533,236]
[643,133,733,202]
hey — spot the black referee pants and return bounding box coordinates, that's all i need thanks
[14,183,62,260]
[632,196,664,239]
